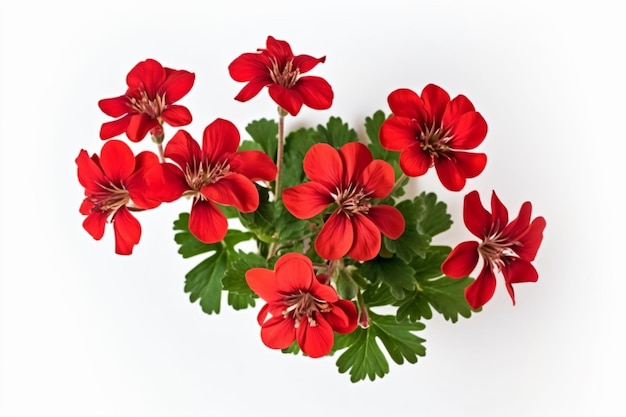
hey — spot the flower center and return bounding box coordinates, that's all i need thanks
[418,122,454,159]
[478,232,520,270]
[283,291,331,328]
[128,90,166,119]
[91,182,131,213]
[268,58,300,89]
[332,184,372,216]
[183,159,231,197]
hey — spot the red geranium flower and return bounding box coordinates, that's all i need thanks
[228,36,333,116]
[283,142,405,261]
[379,84,488,191]
[245,252,358,358]
[98,59,195,141]
[442,191,546,309]
[76,140,161,255]
[159,118,277,243]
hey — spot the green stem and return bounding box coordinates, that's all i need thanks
[390,173,408,196]
[274,108,287,200]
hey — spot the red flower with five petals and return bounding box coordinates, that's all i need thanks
[76,140,162,255]
[98,59,195,141]
[283,142,405,261]
[228,36,333,116]
[159,118,277,243]
[442,191,546,309]
[379,84,488,191]
[245,252,358,358]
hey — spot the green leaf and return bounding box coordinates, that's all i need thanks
[314,116,358,148]
[222,251,267,296]
[359,256,416,299]
[238,140,264,152]
[396,246,476,323]
[238,185,275,243]
[335,311,426,382]
[282,127,317,189]
[245,118,278,159]
[184,249,228,315]
[281,342,301,355]
[227,292,256,310]
[335,267,359,300]
[414,192,453,238]
[365,110,393,161]
[383,192,453,262]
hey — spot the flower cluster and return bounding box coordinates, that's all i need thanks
[77,36,546,380]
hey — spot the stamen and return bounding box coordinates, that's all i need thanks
[128,91,167,119]
[268,58,300,88]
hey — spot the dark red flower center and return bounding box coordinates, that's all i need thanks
[268,58,300,89]
[418,122,453,159]
[332,184,372,216]
[282,291,331,328]
[478,232,520,270]
[128,90,166,119]
[90,183,130,213]
[183,159,231,197]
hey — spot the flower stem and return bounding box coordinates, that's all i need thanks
[156,142,165,163]
[274,107,288,200]
[390,173,408,196]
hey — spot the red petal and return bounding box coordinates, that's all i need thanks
[348,214,381,261]
[296,315,334,358]
[303,143,343,191]
[367,205,405,239]
[361,160,395,198]
[421,84,450,125]
[112,206,141,255]
[294,54,325,73]
[99,116,130,140]
[268,84,303,116]
[98,95,129,117]
[79,199,94,215]
[164,129,203,169]
[228,53,271,82]
[233,79,269,102]
[126,59,166,96]
[201,173,258,213]
[188,199,228,243]
[463,191,492,238]
[379,116,420,151]
[465,265,497,309]
[434,156,466,191]
[442,94,475,127]
[441,241,480,278]
[399,144,431,177]
[489,191,509,233]
[202,118,240,163]
[309,279,339,303]
[450,112,488,150]
[265,36,294,59]
[99,140,135,183]
[76,150,107,194]
[502,259,539,305]
[274,253,315,294]
[325,299,358,334]
[126,114,159,142]
[453,151,487,179]
[282,182,333,219]
[387,88,426,121]
[339,142,372,186]
[261,315,296,350]
[293,76,333,110]
[228,150,277,181]
[315,212,353,260]
[161,105,192,127]
[83,211,108,240]
[245,268,281,302]
[159,69,195,103]
[515,216,546,261]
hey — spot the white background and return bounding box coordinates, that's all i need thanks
[1,0,624,416]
